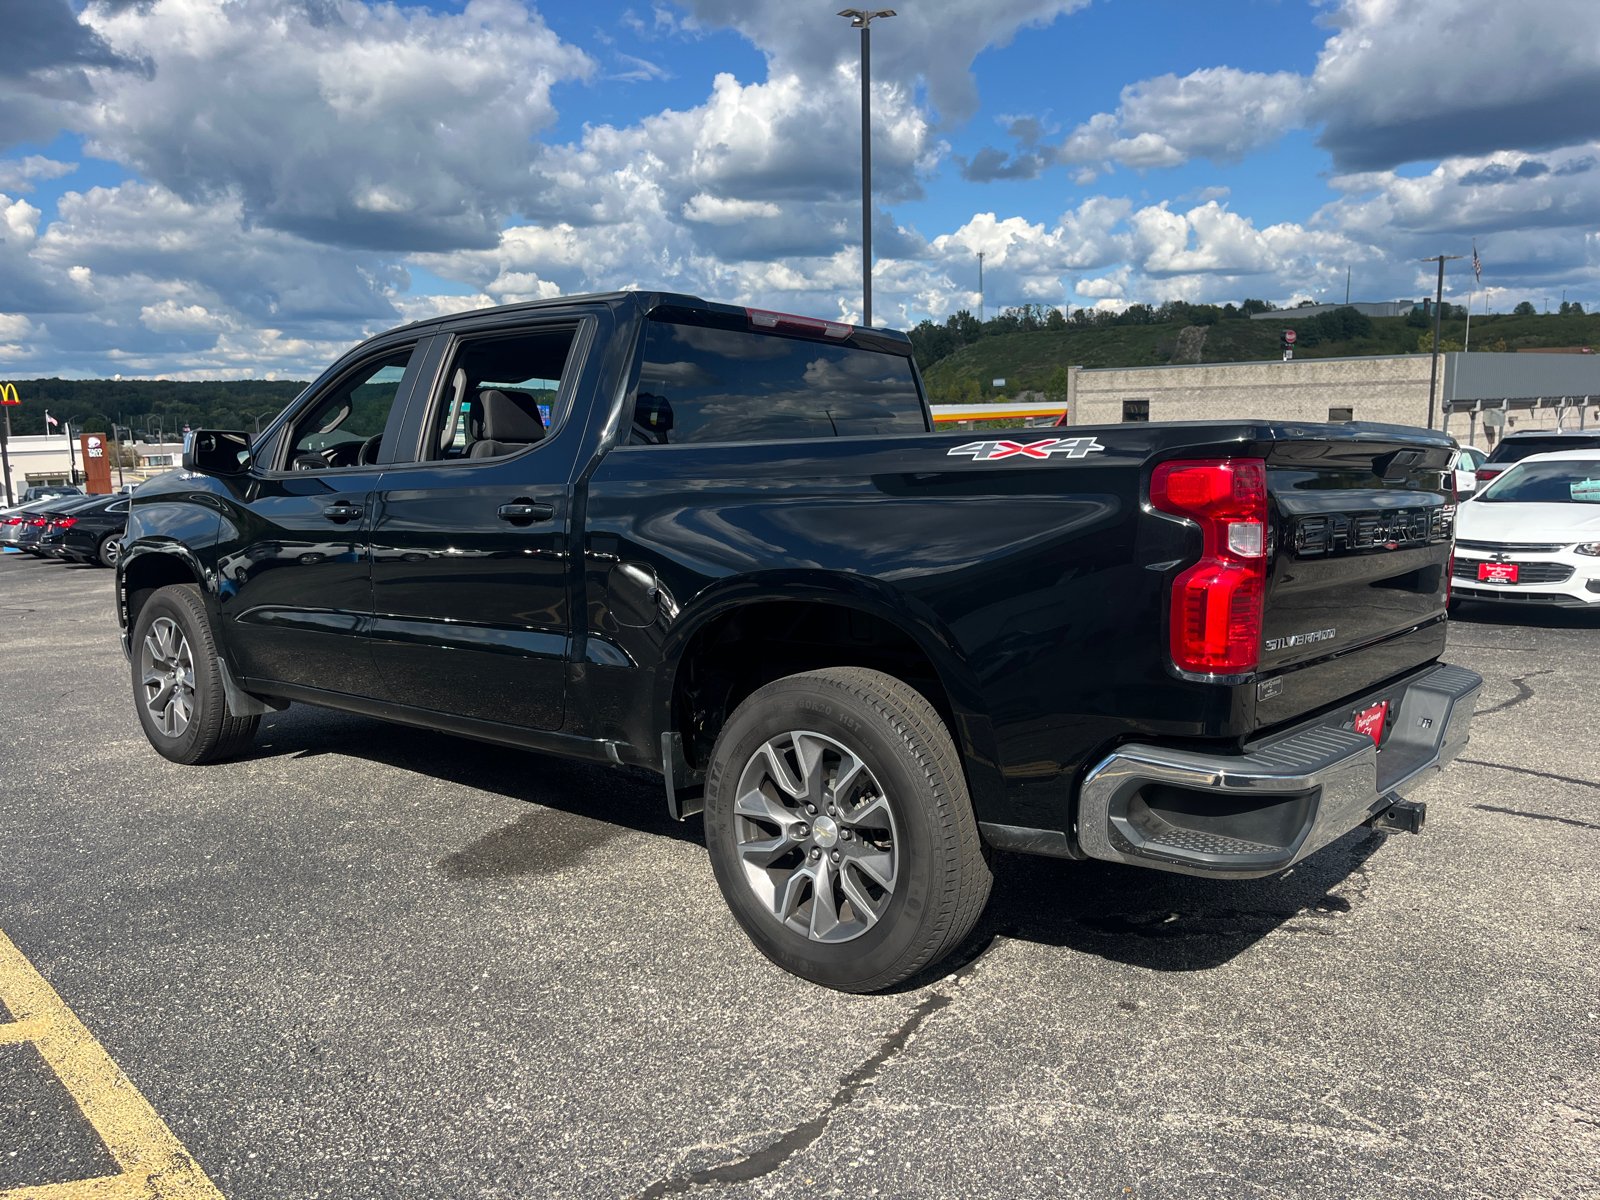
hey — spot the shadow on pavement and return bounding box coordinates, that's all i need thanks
[1450,600,1600,629]
[250,702,703,879]
[244,701,1392,984]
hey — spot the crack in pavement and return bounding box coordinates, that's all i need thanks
[1472,804,1600,833]
[1475,670,1553,716]
[1456,759,1600,792]
[632,946,996,1199]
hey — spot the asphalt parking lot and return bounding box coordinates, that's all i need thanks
[1,551,1597,1200]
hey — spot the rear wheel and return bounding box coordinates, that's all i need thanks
[96,534,120,568]
[131,584,259,764]
[703,668,991,992]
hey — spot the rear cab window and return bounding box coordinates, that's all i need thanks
[631,308,926,445]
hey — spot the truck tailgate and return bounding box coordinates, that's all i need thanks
[1255,432,1455,733]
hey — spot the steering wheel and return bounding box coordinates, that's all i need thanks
[357,433,383,466]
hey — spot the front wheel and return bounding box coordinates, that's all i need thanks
[703,668,992,992]
[130,583,259,764]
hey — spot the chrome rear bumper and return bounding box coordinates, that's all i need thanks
[1076,663,1482,879]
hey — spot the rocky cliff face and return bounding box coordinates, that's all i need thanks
[1172,325,1208,364]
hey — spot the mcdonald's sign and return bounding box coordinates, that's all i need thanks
[0,383,18,406]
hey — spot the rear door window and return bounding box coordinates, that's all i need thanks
[633,318,925,445]
[422,326,578,462]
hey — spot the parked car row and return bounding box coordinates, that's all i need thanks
[1453,442,1600,610]
[0,491,130,566]
[1473,428,1600,485]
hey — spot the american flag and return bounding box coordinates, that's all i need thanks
[1472,241,1482,284]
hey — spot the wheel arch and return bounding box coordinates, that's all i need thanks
[118,544,207,638]
[653,572,1005,819]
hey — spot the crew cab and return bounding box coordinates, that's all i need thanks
[117,291,1481,991]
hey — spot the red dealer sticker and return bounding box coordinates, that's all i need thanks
[1478,562,1518,583]
[1354,701,1388,747]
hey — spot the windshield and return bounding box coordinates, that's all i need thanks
[1476,459,1600,503]
[1486,435,1600,464]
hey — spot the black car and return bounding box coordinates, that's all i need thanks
[38,494,131,567]
[117,290,1482,992]
[21,484,84,503]
[1476,428,1600,484]
[17,494,107,556]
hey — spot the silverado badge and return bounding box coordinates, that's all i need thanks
[947,437,1106,461]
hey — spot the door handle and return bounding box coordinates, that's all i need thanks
[323,504,363,523]
[498,502,554,525]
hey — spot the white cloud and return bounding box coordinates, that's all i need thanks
[677,0,1091,124]
[139,300,237,334]
[0,157,78,194]
[74,0,595,251]
[682,194,783,225]
[1309,0,1600,170]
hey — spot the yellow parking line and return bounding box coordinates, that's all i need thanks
[0,929,225,1200]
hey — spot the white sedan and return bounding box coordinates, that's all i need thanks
[1453,449,1600,610]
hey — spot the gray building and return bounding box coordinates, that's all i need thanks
[1249,301,1418,320]
[1059,352,1600,448]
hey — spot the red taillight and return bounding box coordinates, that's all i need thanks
[1150,458,1268,675]
[746,308,852,340]
[53,517,78,529]
[28,517,49,526]
[1475,467,1502,483]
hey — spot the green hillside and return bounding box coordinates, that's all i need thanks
[920,310,1600,402]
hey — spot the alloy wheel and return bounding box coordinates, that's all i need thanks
[733,730,899,943]
[140,616,195,737]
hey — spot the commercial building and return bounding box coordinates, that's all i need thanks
[1,434,185,501]
[1059,352,1600,448]
[1249,301,1418,320]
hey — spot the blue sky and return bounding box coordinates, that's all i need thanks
[2,0,1598,378]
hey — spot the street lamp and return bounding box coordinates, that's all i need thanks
[245,409,280,436]
[1421,253,1463,429]
[838,8,895,328]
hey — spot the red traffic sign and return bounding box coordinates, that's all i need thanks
[1282,330,1297,344]
[0,383,18,405]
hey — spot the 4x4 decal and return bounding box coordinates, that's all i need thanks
[947,436,1106,461]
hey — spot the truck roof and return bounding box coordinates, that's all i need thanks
[389,289,912,346]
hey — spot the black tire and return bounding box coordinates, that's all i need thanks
[703,667,992,992]
[96,534,120,568]
[130,583,259,764]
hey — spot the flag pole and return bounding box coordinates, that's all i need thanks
[1464,238,1477,352]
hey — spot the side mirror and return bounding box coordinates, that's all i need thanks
[183,430,252,476]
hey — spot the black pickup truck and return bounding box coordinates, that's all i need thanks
[118,291,1481,991]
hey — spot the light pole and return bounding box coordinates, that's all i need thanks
[1421,254,1463,429]
[838,8,895,328]
[246,409,280,436]
[977,250,985,323]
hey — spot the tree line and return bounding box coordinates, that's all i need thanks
[0,378,308,440]
[908,299,1372,370]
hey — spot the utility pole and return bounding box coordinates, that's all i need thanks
[65,419,79,486]
[977,250,985,323]
[838,9,895,328]
[1421,254,1463,429]
[1345,265,1351,305]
